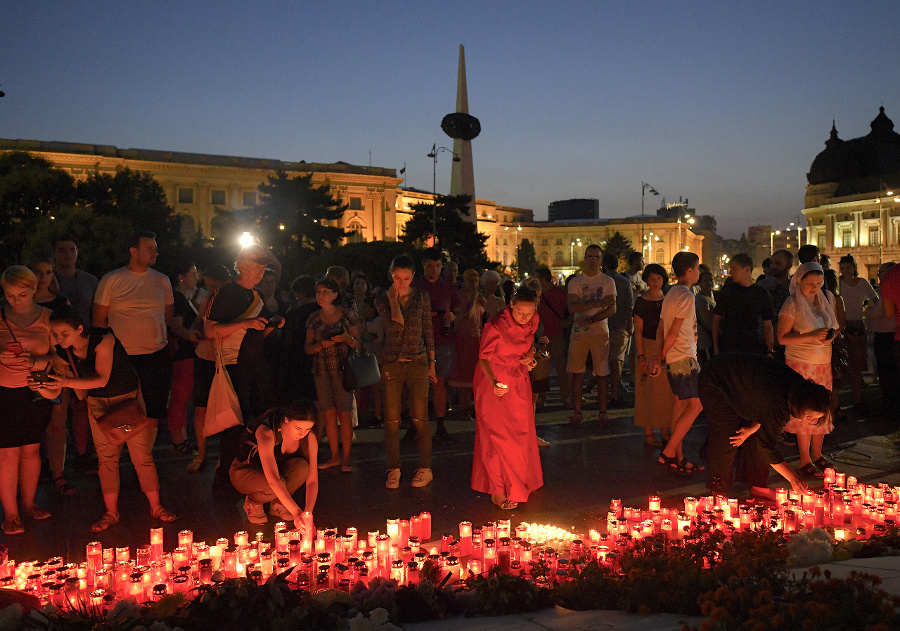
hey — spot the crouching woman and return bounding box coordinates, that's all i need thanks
[230,400,318,536]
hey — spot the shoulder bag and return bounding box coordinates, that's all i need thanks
[342,347,381,392]
[204,331,243,436]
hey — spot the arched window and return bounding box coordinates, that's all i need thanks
[554,250,564,263]
[346,219,366,244]
[540,251,550,264]
[655,248,665,265]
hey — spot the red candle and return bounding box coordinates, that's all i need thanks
[419,512,432,541]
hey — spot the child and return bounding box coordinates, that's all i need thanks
[653,251,704,476]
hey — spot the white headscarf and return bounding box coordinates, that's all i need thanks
[786,262,839,332]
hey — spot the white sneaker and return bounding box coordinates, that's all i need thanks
[243,496,268,524]
[411,468,433,488]
[537,437,550,447]
[385,468,401,489]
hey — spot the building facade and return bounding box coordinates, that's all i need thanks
[547,198,599,222]
[802,107,900,280]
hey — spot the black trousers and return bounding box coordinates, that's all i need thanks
[128,347,173,421]
[699,374,770,494]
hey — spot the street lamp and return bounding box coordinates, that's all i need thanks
[570,238,581,266]
[641,182,659,259]
[770,230,781,255]
[427,143,460,248]
[677,214,695,251]
[505,224,523,278]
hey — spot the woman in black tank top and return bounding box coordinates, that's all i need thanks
[43,305,178,533]
[229,400,319,536]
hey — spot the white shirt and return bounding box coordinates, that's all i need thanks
[661,284,697,363]
[95,267,173,355]
[568,271,616,334]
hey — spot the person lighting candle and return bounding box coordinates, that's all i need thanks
[229,400,318,537]
[471,285,542,510]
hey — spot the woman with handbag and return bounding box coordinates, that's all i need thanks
[305,277,361,472]
[777,262,839,479]
[0,266,56,535]
[43,305,177,532]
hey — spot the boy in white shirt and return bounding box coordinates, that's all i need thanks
[654,251,704,475]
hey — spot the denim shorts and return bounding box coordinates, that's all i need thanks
[665,357,700,400]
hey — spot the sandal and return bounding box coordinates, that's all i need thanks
[813,457,832,471]
[798,463,824,479]
[90,512,119,532]
[171,441,193,455]
[52,476,76,496]
[1,517,24,535]
[24,506,52,520]
[679,458,705,473]
[658,453,692,477]
[569,411,583,427]
[491,495,518,510]
[152,506,178,523]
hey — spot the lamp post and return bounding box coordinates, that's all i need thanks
[641,182,659,260]
[570,238,581,267]
[677,214,694,251]
[770,229,781,255]
[505,224,523,278]
[427,144,460,248]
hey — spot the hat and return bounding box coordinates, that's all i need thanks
[237,244,277,267]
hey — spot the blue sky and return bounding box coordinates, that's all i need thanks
[2,1,898,238]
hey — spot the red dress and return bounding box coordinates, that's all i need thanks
[471,307,543,503]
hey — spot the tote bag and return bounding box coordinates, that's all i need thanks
[204,334,243,436]
[342,348,381,391]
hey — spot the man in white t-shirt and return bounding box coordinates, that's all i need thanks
[655,251,704,476]
[94,231,174,422]
[567,244,617,426]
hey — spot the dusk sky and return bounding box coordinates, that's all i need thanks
[3,1,899,238]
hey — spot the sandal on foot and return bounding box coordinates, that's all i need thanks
[813,457,832,471]
[491,495,518,510]
[569,411,583,427]
[171,441,193,455]
[90,512,119,532]
[53,476,76,496]
[152,506,178,523]
[658,453,692,477]
[798,463,824,479]
[25,506,52,520]
[679,458,704,473]
[1,517,24,535]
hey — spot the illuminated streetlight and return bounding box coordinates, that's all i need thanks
[239,232,256,248]
[427,143,460,248]
[769,230,781,255]
[505,224,523,277]
[640,182,660,259]
[570,238,582,266]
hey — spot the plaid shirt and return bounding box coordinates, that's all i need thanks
[374,288,434,363]
[305,308,359,376]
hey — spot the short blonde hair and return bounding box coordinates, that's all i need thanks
[0,265,37,289]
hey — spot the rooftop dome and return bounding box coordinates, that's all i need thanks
[807,107,900,191]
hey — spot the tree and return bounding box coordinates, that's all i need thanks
[602,231,634,268]
[401,194,492,270]
[76,168,183,253]
[516,238,538,279]
[0,152,75,266]
[234,172,348,280]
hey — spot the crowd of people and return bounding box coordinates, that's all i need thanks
[2,230,898,536]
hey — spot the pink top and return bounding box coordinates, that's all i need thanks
[0,307,52,388]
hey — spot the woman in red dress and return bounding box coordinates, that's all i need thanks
[471,286,542,510]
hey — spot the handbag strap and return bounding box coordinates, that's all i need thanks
[64,347,80,378]
[1,307,20,344]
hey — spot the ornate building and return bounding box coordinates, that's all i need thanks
[803,107,900,279]
[2,138,703,274]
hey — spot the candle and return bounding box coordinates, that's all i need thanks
[459,521,472,557]
[150,528,164,561]
[386,519,400,546]
[648,495,661,512]
[419,512,431,541]
[399,520,410,547]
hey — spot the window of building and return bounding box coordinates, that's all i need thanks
[178,188,193,204]
[841,227,852,248]
[556,238,563,246]
[541,239,548,246]
[869,226,881,246]
[349,197,363,210]
[503,238,508,245]
[243,191,256,207]
[655,248,665,264]
[585,238,592,245]
[346,220,365,244]
[541,251,550,263]
[211,189,226,206]
[555,250,564,263]
[817,230,826,250]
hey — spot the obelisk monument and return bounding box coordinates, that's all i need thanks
[450,44,475,221]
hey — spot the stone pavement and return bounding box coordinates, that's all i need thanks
[2,382,900,628]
